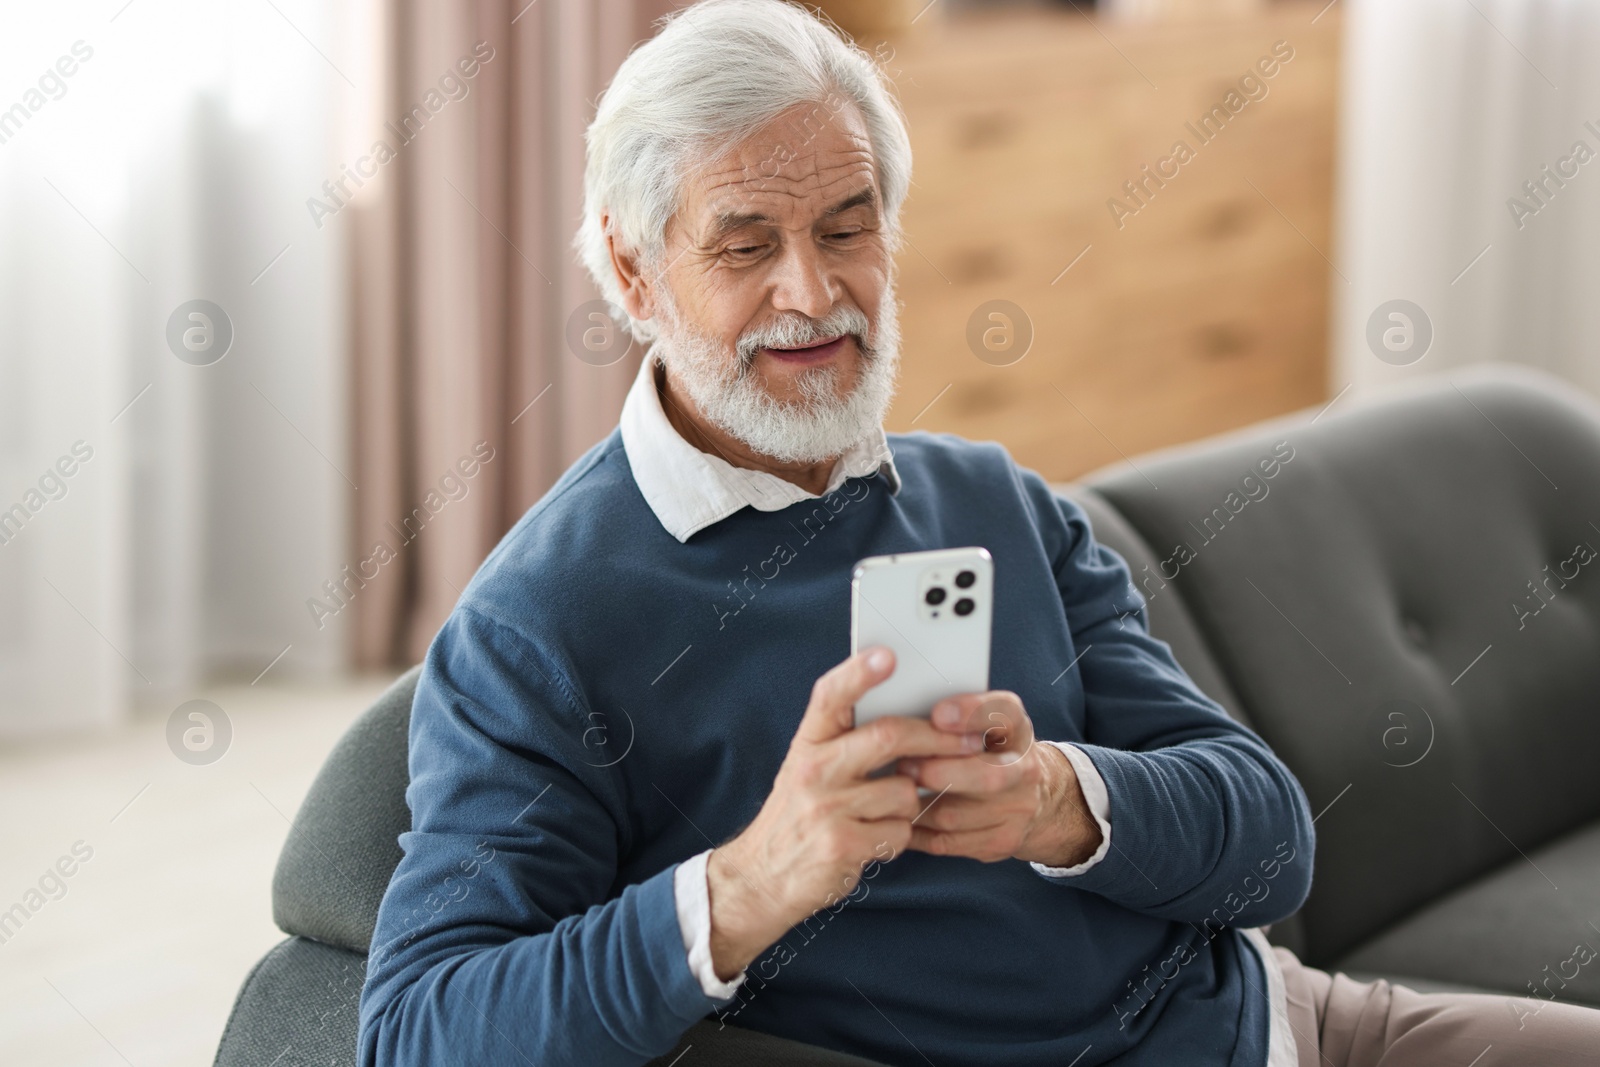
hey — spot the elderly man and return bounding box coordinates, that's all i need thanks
[358,2,1600,1065]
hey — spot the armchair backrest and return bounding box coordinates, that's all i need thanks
[272,665,419,953]
[1086,365,1600,963]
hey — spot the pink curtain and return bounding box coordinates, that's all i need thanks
[350,0,680,666]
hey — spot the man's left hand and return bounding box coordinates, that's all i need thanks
[895,692,1103,867]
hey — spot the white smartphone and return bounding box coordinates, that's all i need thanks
[850,546,994,727]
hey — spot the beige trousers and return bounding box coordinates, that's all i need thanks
[1276,946,1600,1066]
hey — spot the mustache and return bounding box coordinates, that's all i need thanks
[734,305,873,367]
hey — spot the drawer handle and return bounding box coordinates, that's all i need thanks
[1198,323,1253,359]
[954,112,1017,151]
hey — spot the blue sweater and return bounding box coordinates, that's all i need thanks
[358,429,1314,1067]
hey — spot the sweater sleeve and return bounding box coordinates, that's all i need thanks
[357,606,731,1067]
[1014,466,1315,927]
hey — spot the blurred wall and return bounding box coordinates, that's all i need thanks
[0,0,370,733]
[1333,0,1600,399]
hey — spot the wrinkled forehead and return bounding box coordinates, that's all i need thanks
[677,100,879,239]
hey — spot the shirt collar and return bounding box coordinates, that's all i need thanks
[619,353,900,543]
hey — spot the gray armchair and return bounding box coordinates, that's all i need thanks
[214,365,1600,1065]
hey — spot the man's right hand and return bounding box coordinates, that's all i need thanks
[704,646,986,982]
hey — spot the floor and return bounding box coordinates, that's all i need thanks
[0,673,400,1067]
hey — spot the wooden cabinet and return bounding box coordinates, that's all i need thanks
[878,2,1339,480]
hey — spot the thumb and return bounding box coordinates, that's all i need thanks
[794,646,896,744]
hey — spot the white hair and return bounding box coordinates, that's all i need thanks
[573,0,914,342]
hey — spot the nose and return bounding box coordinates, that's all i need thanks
[767,239,838,321]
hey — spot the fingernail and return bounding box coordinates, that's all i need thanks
[963,732,985,752]
[933,702,959,726]
[868,648,892,672]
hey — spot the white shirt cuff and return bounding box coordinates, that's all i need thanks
[1029,741,1113,877]
[674,849,747,999]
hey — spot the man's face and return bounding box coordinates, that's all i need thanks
[642,99,901,464]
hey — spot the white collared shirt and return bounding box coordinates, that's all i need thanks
[619,354,902,542]
[619,353,1293,1067]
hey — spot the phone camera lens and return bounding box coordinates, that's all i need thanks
[954,597,975,616]
[955,570,976,589]
[925,587,947,606]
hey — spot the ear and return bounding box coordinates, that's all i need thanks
[604,214,658,326]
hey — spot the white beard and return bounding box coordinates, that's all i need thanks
[651,285,902,465]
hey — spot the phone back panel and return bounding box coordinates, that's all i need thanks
[850,547,992,725]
